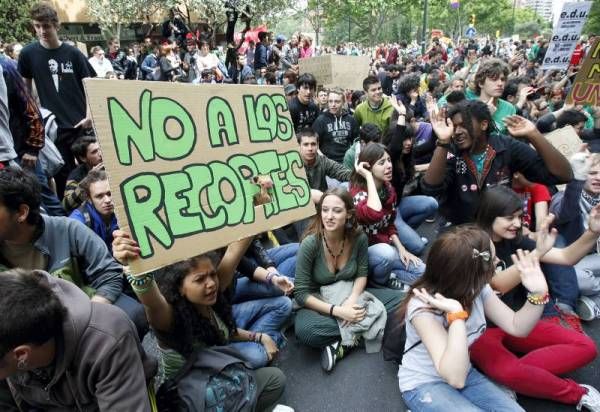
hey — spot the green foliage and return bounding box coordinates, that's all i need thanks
[584,0,600,35]
[316,0,551,45]
[0,0,34,43]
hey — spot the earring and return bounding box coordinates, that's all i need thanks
[17,359,27,370]
[345,217,354,230]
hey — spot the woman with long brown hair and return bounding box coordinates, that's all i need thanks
[294,188,403,372]
[398,225,548,411]
[349,143,425,289]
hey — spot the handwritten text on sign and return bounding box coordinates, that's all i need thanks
[84,80,314,274]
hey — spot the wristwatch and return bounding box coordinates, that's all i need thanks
[446,310,469,324]
[436,139,452,149]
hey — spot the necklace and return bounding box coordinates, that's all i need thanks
[323,235,345,273]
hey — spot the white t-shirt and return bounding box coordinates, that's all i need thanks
[397,284,493,392]
[88,57,114,78]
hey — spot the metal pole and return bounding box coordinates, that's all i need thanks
[421,0,428,54]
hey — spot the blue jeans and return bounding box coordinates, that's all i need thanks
[266,243,298,279]
[113,293,149,340]
[541,262,579,316]
[367,243,425,286]
[402,368,524,412]
[17,158,66,217]
[230,296,292,368]
[395,195,438,255]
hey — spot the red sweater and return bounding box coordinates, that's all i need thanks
[350,182,398,245]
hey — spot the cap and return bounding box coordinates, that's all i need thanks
[276,34,286,43]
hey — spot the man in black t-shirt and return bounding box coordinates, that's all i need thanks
[288,73,319,132]
[18,2,95,197]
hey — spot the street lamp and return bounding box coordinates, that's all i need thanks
[421,0,428,54]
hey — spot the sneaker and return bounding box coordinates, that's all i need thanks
[273,405,295,412]
[577,296,600,321]
[320,340,345,372]
[386,274,410,291]
[425,217,436,223]
[420,237,429,246]
[577,385,600,411]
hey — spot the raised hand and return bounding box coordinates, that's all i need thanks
[534,214,557,257]
[430,105,454,143]
[504,115,538,139]
[413,288,463,313]
[569,144,591,180]
[389,95,406,115]
[511,249,548,294]
[355,161,373,178]
[588,204,600,235]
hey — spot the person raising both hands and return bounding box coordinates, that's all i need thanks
[398,225,560,411]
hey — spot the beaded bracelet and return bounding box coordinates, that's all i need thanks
[126,272,155,295]
[249,331,256,342]
[265,272,276,285]
[526,291,550,306]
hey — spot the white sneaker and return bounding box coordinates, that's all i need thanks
[577,385,600,411]
[273,405,295,412]
[577,297,600,322]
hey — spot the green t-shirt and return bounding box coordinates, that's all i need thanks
[294,232,369,306]
[465,88,516,134]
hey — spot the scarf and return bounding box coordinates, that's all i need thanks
[580,190,600,230]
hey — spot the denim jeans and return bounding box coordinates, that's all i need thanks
[395,195,438,255]
[402,368,525,412]
[266,243,299,279]
[230,296,292,368]
[17,158,66,217]
[112,292,149,340]
[367,242,425,286]
[233,243,299,303]
[541,262,579,315]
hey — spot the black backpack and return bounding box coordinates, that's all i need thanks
[382,313,421,364]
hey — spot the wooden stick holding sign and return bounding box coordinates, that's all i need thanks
[83,79,315,274]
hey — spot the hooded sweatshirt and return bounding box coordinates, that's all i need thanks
[5,271,155,411]
[353,97,394,134]
[312,109,359,163]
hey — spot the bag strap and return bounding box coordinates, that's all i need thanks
[403,339,421,355]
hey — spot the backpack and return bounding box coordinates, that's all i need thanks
[37,108,64,177]
[381,313,421,364]
[155,346,257,412]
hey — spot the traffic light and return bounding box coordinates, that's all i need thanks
[470,14,476,26]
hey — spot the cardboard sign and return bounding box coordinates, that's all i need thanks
[84,79,315,274]
[566,38,600,106]
[542,1,592,70]
[76,41,88,57]
[544,125,582,160]
[299,55,370,90]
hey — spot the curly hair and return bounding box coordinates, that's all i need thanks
[474,58,509,94]
[154,252,237,357]
[397,73,421,95]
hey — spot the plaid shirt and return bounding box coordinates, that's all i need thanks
[350,182,398,245]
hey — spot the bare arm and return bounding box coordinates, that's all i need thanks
[410,290,470,389]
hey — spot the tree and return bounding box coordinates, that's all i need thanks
[87,0,165,39]
[0,0,34,43]
[585,0,600,35]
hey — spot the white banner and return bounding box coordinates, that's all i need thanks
[542,2,592,70]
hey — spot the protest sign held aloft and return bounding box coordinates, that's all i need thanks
[542,1,592,71]
[566,38,600,106]
[84,79,315,274]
